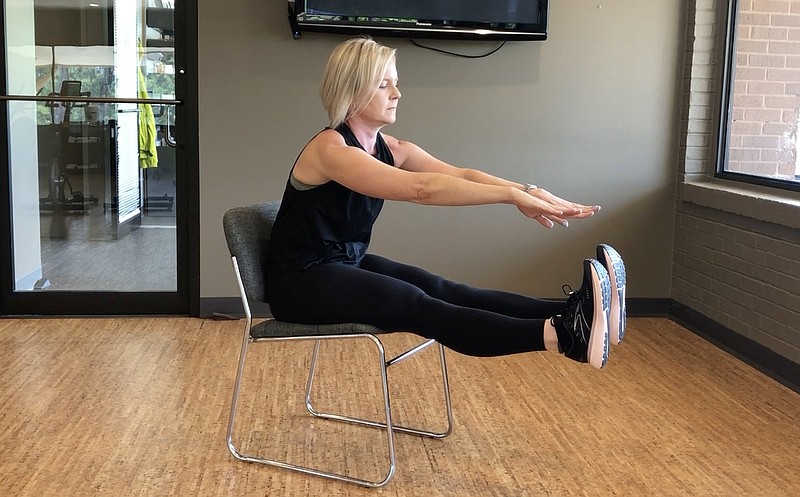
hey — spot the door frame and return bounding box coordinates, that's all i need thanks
[0,0,199,316]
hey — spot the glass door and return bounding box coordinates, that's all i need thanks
[0,0,197,315]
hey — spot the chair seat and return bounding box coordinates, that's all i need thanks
[250,319,384,339]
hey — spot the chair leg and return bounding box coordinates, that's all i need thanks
[306,339,454,439]
[435,343,455,437]
[226,317,253,459]
[228,334,397,488]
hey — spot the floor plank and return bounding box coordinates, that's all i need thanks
[0,317,797,496]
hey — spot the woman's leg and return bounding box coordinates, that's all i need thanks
[269,263,547,357]
[360,254,564,319]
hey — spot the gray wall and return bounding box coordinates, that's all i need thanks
[198,1,685,300]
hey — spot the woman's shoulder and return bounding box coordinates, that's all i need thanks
[380,132,400,147]
[296,128,356,170]
[297,128,345,158]
[378,133,412,166]
[308,127,348,149]
[314,127,344,141]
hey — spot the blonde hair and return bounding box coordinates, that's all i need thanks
[320,37,397,128]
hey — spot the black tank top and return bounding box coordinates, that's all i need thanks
[268,123,395,274]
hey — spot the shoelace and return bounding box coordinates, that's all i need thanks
[561,284,583,312]
[551,284,581,326]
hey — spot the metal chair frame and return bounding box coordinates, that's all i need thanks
[225,254,454,488]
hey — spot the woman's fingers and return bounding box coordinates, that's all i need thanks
[534,215,555,228]
[566,208,598,220]
[522,189,601,227]
[530,189,600,217]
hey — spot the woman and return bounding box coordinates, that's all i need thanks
[267,37,626,369]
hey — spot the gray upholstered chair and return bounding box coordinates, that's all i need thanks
[223,201,453,488]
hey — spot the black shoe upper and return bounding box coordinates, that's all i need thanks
[551,260,595,363]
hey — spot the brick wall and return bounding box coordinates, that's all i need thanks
[728,0,800,178]
[675,0,800,365]
[680,0,720,183]
[674,204,800,362]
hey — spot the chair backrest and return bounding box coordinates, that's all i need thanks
[222,201,281,303]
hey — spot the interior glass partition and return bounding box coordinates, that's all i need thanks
[2,0,187,308]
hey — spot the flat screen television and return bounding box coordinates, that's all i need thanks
[288,0,549,41]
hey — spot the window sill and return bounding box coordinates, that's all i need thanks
[680,178,800,230]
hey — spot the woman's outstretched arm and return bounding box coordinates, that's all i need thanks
[295,130,599,228]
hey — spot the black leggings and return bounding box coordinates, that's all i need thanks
[268,254,565,357]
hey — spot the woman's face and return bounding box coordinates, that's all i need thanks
[357,60,401,127]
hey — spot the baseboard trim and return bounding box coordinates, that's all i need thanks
[669,300,799,393]
[628,298,671,317]
[198,297,270,319]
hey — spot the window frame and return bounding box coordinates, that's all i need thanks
[715,0,800,194]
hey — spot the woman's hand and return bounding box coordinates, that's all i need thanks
[514,187,601,228]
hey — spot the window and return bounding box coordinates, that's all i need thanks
[718,0,800,191]
[35,48,175,126]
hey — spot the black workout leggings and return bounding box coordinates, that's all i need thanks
[268,254,565,357]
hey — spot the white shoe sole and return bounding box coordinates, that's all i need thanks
[598,244,626,345]
[586,259,610,369]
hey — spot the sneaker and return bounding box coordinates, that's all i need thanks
[551,259,611,369]
[596,244,626,345]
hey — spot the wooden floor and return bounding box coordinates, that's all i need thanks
[0,317,798,496]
